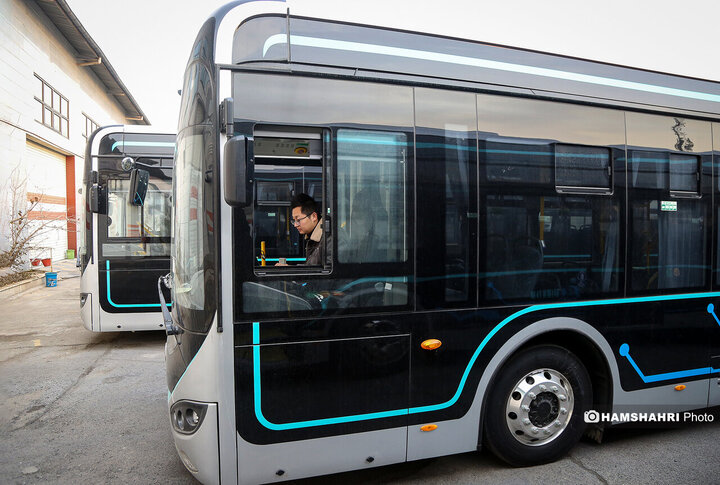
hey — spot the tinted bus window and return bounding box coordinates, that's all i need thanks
[714,122,720,285]
[415,88,477,309]
[630,150,668,189]
[478,95,624,303]
[336,129,407,264]
[669,153,700,194]
[555,144,611,192]
[626,112,711,292]
[232,15,287,63]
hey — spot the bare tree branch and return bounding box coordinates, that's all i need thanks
[1,164,70,270]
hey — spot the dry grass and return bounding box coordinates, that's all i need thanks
[0,270,39,288]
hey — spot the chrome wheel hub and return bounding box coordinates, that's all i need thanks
[505,368,574,446]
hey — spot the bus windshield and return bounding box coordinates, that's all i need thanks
[173,131,208,311]
[170,20,217,333]
[102,166,172,257]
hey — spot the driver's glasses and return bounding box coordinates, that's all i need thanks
[292,214,310,226]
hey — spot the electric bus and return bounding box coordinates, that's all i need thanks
[161,1,720,483]
[80,125,175,332]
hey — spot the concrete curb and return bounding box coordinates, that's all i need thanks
[0,271,47,300]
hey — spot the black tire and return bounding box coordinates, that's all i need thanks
[483,345,592,466]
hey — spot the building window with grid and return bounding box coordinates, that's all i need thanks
[35,74,69,137]
[83,113,99,139]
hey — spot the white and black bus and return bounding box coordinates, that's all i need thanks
[80,125,175,332]
[162,1,720,483]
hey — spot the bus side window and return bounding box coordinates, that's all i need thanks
[240,128,411,316]
[336,129,408,264]
[626,112,711,292]
[478,95,625,303]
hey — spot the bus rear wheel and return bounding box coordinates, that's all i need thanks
[483,345,592,466]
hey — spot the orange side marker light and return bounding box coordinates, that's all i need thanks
[420,424,438,432]
[674,385,686,391]
[421,339,442,350]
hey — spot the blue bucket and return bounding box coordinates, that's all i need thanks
[45,272,58,287]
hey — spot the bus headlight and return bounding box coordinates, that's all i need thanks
[170,400,208,435]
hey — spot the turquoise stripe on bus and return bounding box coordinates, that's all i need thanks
[708,303,720,327]
[251,321,408,430]
[252,290,720,430]
[105,260,171,308]
[618,343,720,383]
[263,34,720,104]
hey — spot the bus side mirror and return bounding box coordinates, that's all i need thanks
[129,168,150,206]
[224,135,254,207]
[89,184,107,214]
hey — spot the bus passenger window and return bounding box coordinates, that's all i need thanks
[669,153,700,194]
[336,129,407,264]
[631,199,705,290]
[555,144,611,193]
[483,195,620,303]
[629,149,706,291]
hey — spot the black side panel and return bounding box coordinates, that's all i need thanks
[98,259,171,313]
[236,328,410,444]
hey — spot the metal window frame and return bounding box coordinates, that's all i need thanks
[34,74,70,138]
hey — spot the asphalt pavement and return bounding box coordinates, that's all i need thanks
[1,261,719,485]
[0,261,194,484]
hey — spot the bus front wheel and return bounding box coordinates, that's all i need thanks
[483,345,592,466]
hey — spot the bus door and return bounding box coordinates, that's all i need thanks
[97,157,172,320]
[233,125,412,457]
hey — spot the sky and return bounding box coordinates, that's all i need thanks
[66,0,720,132]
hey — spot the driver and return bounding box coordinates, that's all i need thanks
[276,193,326,266]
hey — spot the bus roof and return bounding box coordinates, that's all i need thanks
[206,0,720,119]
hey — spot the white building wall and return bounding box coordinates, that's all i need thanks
[0,0,138,261]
